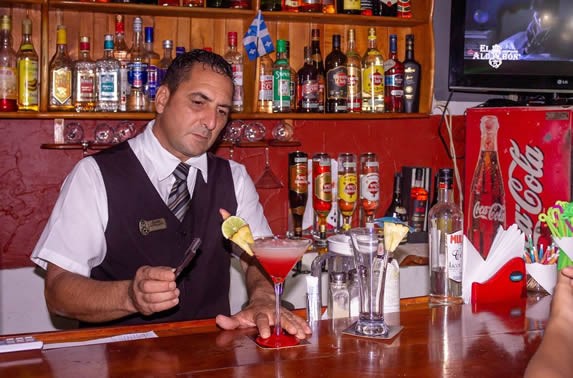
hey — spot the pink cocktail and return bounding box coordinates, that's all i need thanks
[251,237,311,348]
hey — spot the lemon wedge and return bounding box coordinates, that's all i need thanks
[221,216,254,256]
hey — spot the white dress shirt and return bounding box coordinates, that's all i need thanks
[31,120,272,277]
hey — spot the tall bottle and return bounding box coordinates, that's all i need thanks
[468,115,506,260]
[297,46,319,113]
[312,152,332,246]
[325,34,347,113]
[73,36,96,112]
[337,153,357,231]
[359,152,379,226]
[346,28,361,113]
[428,168,464,306]
[224,32,244,112]
[144,27,160,112]
[127,17,148,112]
[339,0,360,14]
[288,151,308,238]
[403,34,421,113]
[285,41,297,111]
[95,34,120,112]
[272,39,291,113]
[113,15,129,112]
[257,54,273,113]
[49,25,74,111]
[361,27,384,113]
[384,34,404,113]
[408,168,428,232]
[0,15,17,111]
[16,18,38,111]
[385,172,408,222]
[310,29,325,112]
[158,39,173,86]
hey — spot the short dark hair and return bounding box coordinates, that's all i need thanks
[162,49,233,94]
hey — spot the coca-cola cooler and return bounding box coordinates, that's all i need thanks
[464,106,573,259]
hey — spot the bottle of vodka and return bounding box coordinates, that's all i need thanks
[95,34,120,112]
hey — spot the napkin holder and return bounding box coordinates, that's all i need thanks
[471,257,526,312]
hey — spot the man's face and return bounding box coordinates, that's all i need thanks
[153,64,233,161]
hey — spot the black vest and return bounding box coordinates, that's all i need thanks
[90,142,237,326]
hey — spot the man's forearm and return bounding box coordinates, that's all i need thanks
[244,258,275,304]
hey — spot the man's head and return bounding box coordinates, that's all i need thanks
[154,49,234,161]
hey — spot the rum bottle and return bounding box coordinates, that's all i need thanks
[386,172,407,222]
[361,27,384,113]
[429,168,463,306]
[297,46,319,113]
[272,39,291,113]
[95,34,120,112]
[359,152,379,226]
[224,32,244,112]
[339,0,361,14]
[310,29,325,112]
[73,36,96,112]
[384,34,404,113]
[408,169,428,232]
[257,53,273,113]
[49,25,74,111]
[0,15,17,111]
[346,28,362,113]
[158,39,173,86]
[468,115,506,260]
[127,17,148,112]
[16,18,38,112]
[288,151,308,238]
[403,34,421,113]
[300,0,321,12]
[312,152,332,244]
[144,27,160,112]
[373,0,396,16]
[337,153,357,231]
[325,34,348,113]
[113,15,129,112]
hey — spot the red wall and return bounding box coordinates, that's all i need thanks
[0,116,465,269]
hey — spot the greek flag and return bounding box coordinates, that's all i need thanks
[243,10,274,61]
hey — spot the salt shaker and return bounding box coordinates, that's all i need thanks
[328,271,349,319]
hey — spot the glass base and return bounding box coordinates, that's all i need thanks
[255,327,300,348]
[356,319,389,337]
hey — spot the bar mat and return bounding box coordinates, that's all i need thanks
[342,323,403,340]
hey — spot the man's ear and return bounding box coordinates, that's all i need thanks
[155,85,170,114]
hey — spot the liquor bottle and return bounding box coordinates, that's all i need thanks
[158,0,179,5]
[95,34,120,112]
[359,152,379,226]
[229,0,249,8]
[408,168,428,232]
[322,0,335,14]
[403,34,421,113]
[257,53,273,113]
[158,39,173,86]
[144,27,160,112]
[360,0,373,15]
[16,18,38,112]
[285,41,297,111]
[428,168,464,306]
[207,0,230,7]
[373,0,396,16]
[113,15,129,112]
[468,115,506,260]
[183,0,204,7]
[260,0,281,11]
[224,32,244,113]
[0,15,17,111]
[49,25,74,111]
[310,29,325,112]
[176,46,186,58]
[346,28,361,113]
[397,0,412,18]
[339,0,360,14]
[288,151,308,238]
[73,36,96,112]
[284,0,300,12]
[361,27,384,113]
[385,172,407,222]
[297,46,319,113]
[300,0,321,12]
[384,34,404,113]
[312,152,332,245]
[325,34,348,113]
[328,272,349,319]
[127,17,148,112]
[272,39,291,113]
[337,153,357,231]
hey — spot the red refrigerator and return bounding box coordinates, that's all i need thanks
[464,106,573,259]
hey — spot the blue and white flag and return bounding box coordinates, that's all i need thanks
[243,10,274,61]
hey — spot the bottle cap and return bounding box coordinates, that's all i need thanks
[133,17,142,33]
[56,25,67,45]
[162,39,173,49]
[276,39,286,53]
[115,14,125,34]
[0,15,10,31]
[228,31,237,46]
[22,18,32,35]
[438,168,454,185]
[79,36,90,51]
[176,46,186,56]
[103,34,114,50]
[144,26,154,43]
[330,271,347,284]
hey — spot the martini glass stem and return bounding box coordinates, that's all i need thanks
[274,281,283,338]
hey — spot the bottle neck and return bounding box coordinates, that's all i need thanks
[437,185,454,203]
[405,45,414,60]
[347,38,356,52]
[0,29,11,48]
[368,37,377,50]
[132,32,143,48]
[79,49,89,59]
[103,49,114,58]
[57,43,68,55]
[163,47,172,59]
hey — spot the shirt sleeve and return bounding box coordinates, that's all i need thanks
[30,157,108,277]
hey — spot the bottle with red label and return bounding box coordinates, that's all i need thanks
[359,152,380,226]
[289,151,308,238]
[337,153,357,231]
[384,34,404,113]
[468,115,506,260]
[312,152,332,246]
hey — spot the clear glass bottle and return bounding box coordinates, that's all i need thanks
[328,271,349,319]
[223,32,244,112]
[49,25,74,111]
[113,15,129,112]
[127,17,148,112]
[361,27,384,113]
[429,168,464,306]
[16,18,38,111]
[272,39,291,113]
[384,34,404,113]
[144,27,160,112]
[346,28,361,113]
[325,34,348,113]
[297,46,319,113]
[96,34,120,112]
[0,15,17,111]
[257,53,273,113]
[403,34,421,113]
[158,39,173,86]
[73,36,96,112]
[310,29,325,112]
[285,40,297,111]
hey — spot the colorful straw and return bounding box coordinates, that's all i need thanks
[538,201,573,269]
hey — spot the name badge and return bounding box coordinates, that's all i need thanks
[139,218,167,236]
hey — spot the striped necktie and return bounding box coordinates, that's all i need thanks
[167,163,191,222]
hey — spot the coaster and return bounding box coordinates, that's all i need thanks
[246,334,311,350]
[342,322,403,340]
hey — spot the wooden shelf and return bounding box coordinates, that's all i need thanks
[217,139,301,148]
[261,11,426,26]
[41,142,113,152]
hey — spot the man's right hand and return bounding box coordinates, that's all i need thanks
[127,266,180,316]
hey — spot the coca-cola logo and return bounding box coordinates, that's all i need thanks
[507,139,544,239]
[368,181,379,195]
[345,183,357,195]
[334,72,347,87]
[472,202,505,222]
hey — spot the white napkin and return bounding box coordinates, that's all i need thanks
[553,237,573,260]
[303,159,339,231]
[526,263,557,295]
[462,224,525,303]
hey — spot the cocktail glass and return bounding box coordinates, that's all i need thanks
[250,236,312,348]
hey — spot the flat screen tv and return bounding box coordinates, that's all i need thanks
[448,0,573,95]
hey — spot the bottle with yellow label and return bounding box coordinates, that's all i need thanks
[337,153,357,231]
[361,27,384,113]
[49,25,74,111]
[16,18,38,111]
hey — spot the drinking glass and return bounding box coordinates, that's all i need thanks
[243,121,266,142]
[64,122,84,144]
[250,237,311,348]
[94,123,115,144]
[114,121,136,143]
[222,120,245,144]
[255,147,283,189]
[271,120,294,142]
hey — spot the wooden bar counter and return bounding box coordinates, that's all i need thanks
[0,296,550,377]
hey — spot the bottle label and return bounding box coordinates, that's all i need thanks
[17,60,38,105]
[314,172,332,202]
[343,0,361,10]
[446,230,463,282]
[289,163,308,194]
[259,74,273,101]
[273,68,291,107]
[99,72,119,101]
[347,65,361,111]
[128,61,148,89]
[326,65,348,99]
[385,73,404,88]
[0,67,17,100]
[338,173,358,203]
[77,72,95,102]
[146,65,158,101]
[362,66,384,95]
[52,68,72,105]
[360,172,379,201]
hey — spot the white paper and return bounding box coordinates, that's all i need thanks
[553,237,573,260]
[526,263,557,295]
[43,331,158,350]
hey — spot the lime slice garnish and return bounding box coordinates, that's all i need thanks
[221,216,254,256]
